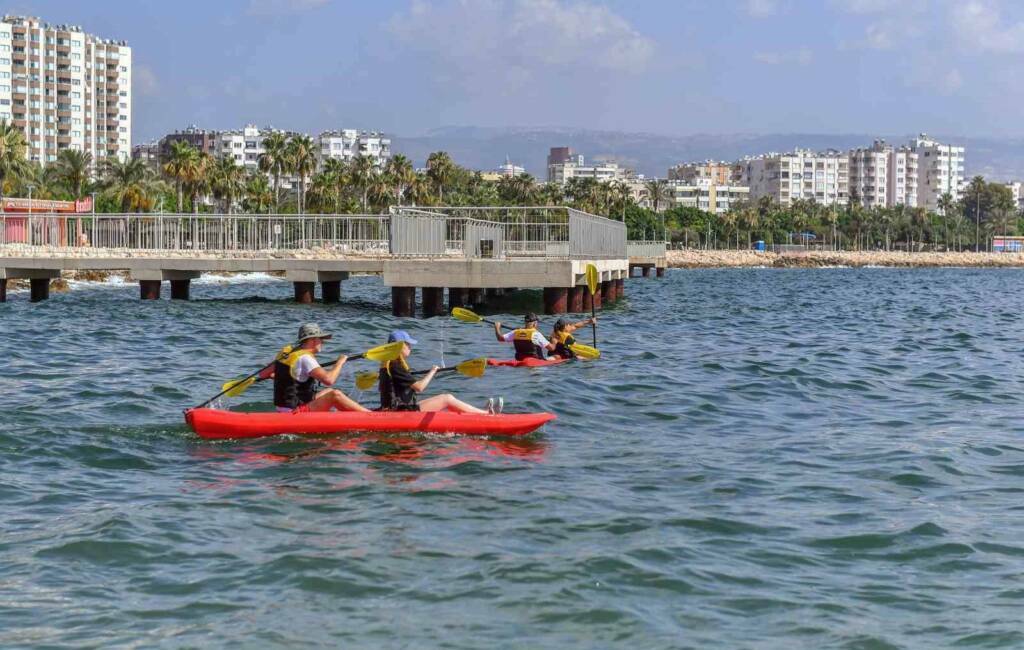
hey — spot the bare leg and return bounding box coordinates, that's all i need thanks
[418,393,488,415]
[307,388,371,413]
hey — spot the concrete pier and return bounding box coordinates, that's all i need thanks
[170,279,191,300]
[543,287,569,315]
[293,281,315,304]
[0,278,6,303]
[468,288,485,305]
[392,287,415,317]
[448,288,469,312]
[139,280,161,300]
[615,278,625,298]
[30,278,49,302]
[656,267,665,277]
[321,280,341,304]
[422,287,445,318]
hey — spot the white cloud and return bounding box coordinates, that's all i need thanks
[753,48,812,65]
[951,0,1024,53]
[247,0,330,15]
[386,0,654,94]
[745,0,778,17]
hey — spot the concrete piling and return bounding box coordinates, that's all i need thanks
[0,279,6,303]
[569,285,585,312]
[642,266,651,278]
[170,279,191,301]
[422,287,445,318]
[392,286,416,317]
[468,288,485,305]
[321,280,341,304]
[600,280,615,305]
[139,280,161,301]
[448,288,469,312]
[543,287,569,315]
[615,278,625,298]
[656,267,665,277]
[293,281,315,304]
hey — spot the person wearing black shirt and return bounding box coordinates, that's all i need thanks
[379,330,489,414]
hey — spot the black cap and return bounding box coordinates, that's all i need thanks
[524,312,539,324]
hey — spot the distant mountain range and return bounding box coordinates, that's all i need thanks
[392,126,1024,182]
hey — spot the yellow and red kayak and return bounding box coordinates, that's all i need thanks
[185,408,555,440]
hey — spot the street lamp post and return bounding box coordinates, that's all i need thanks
[27,184,34,215]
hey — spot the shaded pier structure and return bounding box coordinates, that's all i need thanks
[1,208,667,315]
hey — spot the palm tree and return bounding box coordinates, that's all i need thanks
[51,149,93,199]
[287,135,317,214]
[162,140,202,213]
[306,171,339,213]
[257,132,290,212]
[101,157,162,212]
[405,172,432,206]
[538,182,564,207]
[242,173,273,214]
[347,154,377,212]
[0,119,30,205]
[184,152,213,214]
[384,154,415,206]
[644,179,671,214]
[426,151,455,204]
[209,155,246,214]
[937,192,955,250]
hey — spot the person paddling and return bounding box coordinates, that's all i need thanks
[379,330,491,414]
[549,316,596,360]
[273,323,369,413]
[493,312,556,361]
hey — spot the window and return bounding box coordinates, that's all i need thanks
[71,91,80,98]
[71,65,81,72]
[119,126,126,133]
[118,90,127,96]
[0,72,9,79]
[72,130,81,137]
[71,52,81,60]
[0,58,9,65]
[0,44,8,52]
[119,102,126,108]
[119,65,127,72]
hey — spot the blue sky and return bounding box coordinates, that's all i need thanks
[11,0,1024,141]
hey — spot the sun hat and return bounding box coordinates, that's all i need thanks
[388,330,418,345]
[297,323,332,342]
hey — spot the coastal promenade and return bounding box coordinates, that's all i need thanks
[0,207,665,315]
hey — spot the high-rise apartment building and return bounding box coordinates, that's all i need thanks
[909,133,965,212]
[317,129,391,168]
[667,161,732,185]
[848,140,918,208]
[0,15,131,165]
[739,149,849,207]
[666,181,750,214]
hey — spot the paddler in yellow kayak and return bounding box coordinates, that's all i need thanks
[549,316,596,360]
[272,323,370,413]
[379,330,492,414]
[493,312,556,361]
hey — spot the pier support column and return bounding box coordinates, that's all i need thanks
[139,280,161,301]
[0,279,6,303]
[629,265,639,277]
[392,287,416,317]
[615,278,625,298]
[569,285,585,312]
[583,286,601,311]
[448,288,469,312]
[642,266,651,278]
[321,280,341,304]
[468,288,485,305]
[543,287,569,315]
[293,281,315,304]
[600,280,615,305]
[170,279,191,301]
[656,267,665,278]
[422,287,445,318]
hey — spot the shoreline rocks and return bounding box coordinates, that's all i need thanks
[667,250,1024,269]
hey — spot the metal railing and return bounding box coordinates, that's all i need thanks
[627,240,668,258]
[0,209,628,260]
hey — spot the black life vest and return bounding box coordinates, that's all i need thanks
[552,330,576,359]
[379,358,418,411]
[273,347,318,409]
[512,327,545,360]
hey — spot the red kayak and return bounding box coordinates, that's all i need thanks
[184,408,556,441]
[487,357,570,368]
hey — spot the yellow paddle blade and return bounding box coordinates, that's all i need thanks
[363,341,405,363]
[455,357,488,378]
[451,307,483,323]
[585,264,599,295]
[355,370,379,391]
[221,376,257,397]
[569,343,601,360]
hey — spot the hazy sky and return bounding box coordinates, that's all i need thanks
[11,0,1024,141]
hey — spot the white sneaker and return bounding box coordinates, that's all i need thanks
[486,398,496,415]
[496,397,504,414]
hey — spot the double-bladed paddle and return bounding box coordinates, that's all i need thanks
[451,307,600,360]
[354,357,488,391]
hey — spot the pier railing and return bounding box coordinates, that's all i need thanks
[0,209,627,260]
[627,241,668,258]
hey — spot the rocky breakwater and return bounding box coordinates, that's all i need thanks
[667,249,1024,269]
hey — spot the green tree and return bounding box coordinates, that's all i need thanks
[347,154,377,212]
[426,151,455,204]
[257,132,290,212]
[101,157,163,212]
[242,172,273,213]
[384,154,415,206]
[644,178,671,213]
[51,149,93,199]
[0,119,30,204]
[209,155,246,214]
[287,135,317,214]
[162,140,203,213]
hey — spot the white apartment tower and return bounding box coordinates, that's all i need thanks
[0,16,132,165]
[317,129,391,168]
[740,149,849,207]
[909,133,964,212]
[848,140,918,208]
[217,124,297,189]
